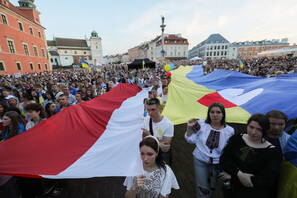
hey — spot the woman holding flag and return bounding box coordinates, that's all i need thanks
[185,102,234,198]
[124,135,179,198]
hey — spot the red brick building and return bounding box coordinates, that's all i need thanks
[0,0,50,74]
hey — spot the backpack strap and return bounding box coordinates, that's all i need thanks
[149,118,154,136]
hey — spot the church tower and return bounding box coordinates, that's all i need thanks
[89,31,103,65]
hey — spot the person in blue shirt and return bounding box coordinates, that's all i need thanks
[0,111,26,141]
[0,111,26,198]
[284,129,297,166]
[266,110,290,154]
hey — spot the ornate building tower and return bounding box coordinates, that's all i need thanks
[18,0,36,8]
[89,31,103,65]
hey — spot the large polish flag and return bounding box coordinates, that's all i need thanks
[0,84,147,178]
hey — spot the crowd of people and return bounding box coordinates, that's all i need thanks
[203,56,297,77]
[0,56,296,198]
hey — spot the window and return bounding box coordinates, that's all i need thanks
[33,46,38,56]
[225,51,227,56]
[16,62,22,71]
[206,52,209,56]
[65,57,68,60]
[38,32,42,38]
[7,40,16,53]
[221,51,224,56]
[29,27,33,35]
[64,51,67,54]
[41,49,45,57]
[38,64,41,70]
[225,45,228,49]
[45,64,48,70]
[18,22,23,31]
[50,58,53,63]
[30,63,34,70]
[218,46,220,50]
[0,61,5,71]
[210,46,213,50]
[1,14,7,24]
[214,51,216,56]
[23,44,29,56]
[210,52,212,56]
[84,52,87,54]
[74,51,77,54]
[214,46,217,50]
[222,46,224,49]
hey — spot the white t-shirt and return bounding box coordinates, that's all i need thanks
[123,165,179,198]
[143,116,174,140]
[185,119,234,164]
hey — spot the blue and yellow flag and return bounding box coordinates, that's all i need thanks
[163,65,297,124]
[278,132,297,198]
[38,94,44,105]
[239,59,244,68]
[80,59,91,71]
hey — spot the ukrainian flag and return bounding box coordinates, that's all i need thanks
[38,94,44,105]
[239,60,244,68]
[80,59,91,71]
[278,132,297,198]
[163,65,297,124]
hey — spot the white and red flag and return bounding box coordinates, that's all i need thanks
[0,84,147,178]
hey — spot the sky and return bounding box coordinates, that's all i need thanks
[11,0,297,55]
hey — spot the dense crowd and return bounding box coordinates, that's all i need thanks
[203,56,297,77]
[0,56,296,198]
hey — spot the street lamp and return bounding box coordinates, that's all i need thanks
[160,16,166,58]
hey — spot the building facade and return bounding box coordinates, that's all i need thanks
[47,31,103,67]
[188,34,230,60]
[128,34,189,61]
[228,39,289,59]
[154,34,189,59]
[0,0,50,74]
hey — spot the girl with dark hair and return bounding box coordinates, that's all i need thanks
[0,111,26,141]
[220,114,282,198]
[0,111,25,198]
[44,92,55,106]
[124,136,179,198]
[45,103,56,118]
[185,102,234,198]
[0,102,7,132]
[0,102,8,119]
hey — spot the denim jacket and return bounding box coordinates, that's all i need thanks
[279,132,291,154]
[0,123,26,141]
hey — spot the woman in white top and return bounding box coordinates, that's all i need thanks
[185,102,234,198]
[124,135,179,198]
